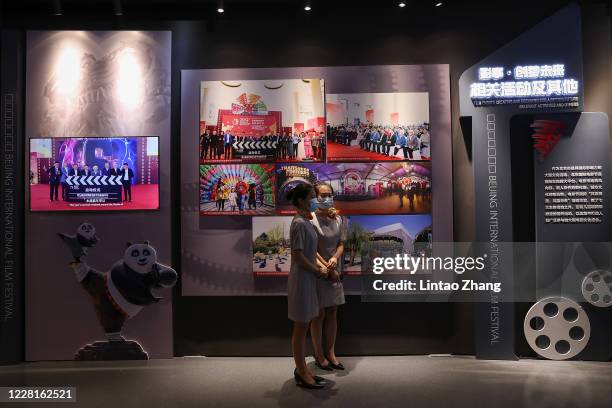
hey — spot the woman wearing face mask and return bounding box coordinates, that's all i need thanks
[287,183,330,389]
[309,183,346,372]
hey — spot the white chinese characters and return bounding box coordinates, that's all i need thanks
[471,63,579,100]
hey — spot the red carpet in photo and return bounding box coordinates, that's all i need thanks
[327,142,403,162]
[199,157,323,164]
[327,142,430,162]
[30,184,160,211]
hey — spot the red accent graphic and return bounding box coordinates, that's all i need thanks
[531,119,567,161]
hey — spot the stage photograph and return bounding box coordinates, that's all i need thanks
[326,92,430,162]
[199,79,326,163]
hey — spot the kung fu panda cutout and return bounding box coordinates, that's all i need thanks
[58,223,178,360]
[57,222,99,261]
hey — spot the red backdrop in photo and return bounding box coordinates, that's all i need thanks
[217,109,282,136]
[306,116,325,133]
[365,109,374,123]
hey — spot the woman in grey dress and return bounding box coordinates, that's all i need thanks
[286,184,329,389]
[309,183,346,371]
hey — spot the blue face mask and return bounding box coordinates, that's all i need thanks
[309,198,320,212]
[318,197,333,209]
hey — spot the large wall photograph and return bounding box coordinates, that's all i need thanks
[199,79,326,163]
[29,136,159,211]
[275,162,432,215]
[199,164,276,215]
[326,92,430,162]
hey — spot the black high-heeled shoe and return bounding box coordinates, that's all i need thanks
[312,375,327,383]
[326,357,345,371]
[314,358,334,371]
[294,369,324,389]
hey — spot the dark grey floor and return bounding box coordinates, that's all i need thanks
[1,356,611,407]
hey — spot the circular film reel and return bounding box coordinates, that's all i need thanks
[581,270,612,307]
[524,297,590,360]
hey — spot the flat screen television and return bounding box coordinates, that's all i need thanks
[29,136,160,211]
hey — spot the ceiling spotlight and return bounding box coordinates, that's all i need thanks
[304,1,312,11]
[399,1,406,7]
[114,0,123,16]
[435,1,443,6]
[217,0,224,13]
[53,0,62,16]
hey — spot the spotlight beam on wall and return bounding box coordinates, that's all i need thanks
[217,0,224,13]
[304,0,312,11]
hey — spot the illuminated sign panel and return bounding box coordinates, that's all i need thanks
[470,64,580,108]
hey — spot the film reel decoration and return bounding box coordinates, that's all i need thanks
[581,270,612,307]
[523,297,590,360]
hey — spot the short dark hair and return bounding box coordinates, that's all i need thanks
[286,183,313,207]
[123,163,128,166]
[54,161,60,164]
[314,183,334,196]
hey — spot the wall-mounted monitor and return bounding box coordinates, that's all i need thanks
[29,136,160,211]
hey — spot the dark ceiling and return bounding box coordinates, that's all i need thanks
[2,0,610,23]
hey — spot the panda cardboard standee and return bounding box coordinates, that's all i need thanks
[58,223,178,361]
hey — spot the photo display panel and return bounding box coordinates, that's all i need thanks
[326,92,430,162]
[29,136,160,211]
[183,64,451,296]
[199,79,326,163]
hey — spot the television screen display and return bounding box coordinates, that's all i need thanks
[29,136,160,211]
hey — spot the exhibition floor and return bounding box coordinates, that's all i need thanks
[1,356,611,407]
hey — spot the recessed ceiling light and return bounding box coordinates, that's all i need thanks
[217,8,224,13]
[399,1,406,7]
[435,2,443,6]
